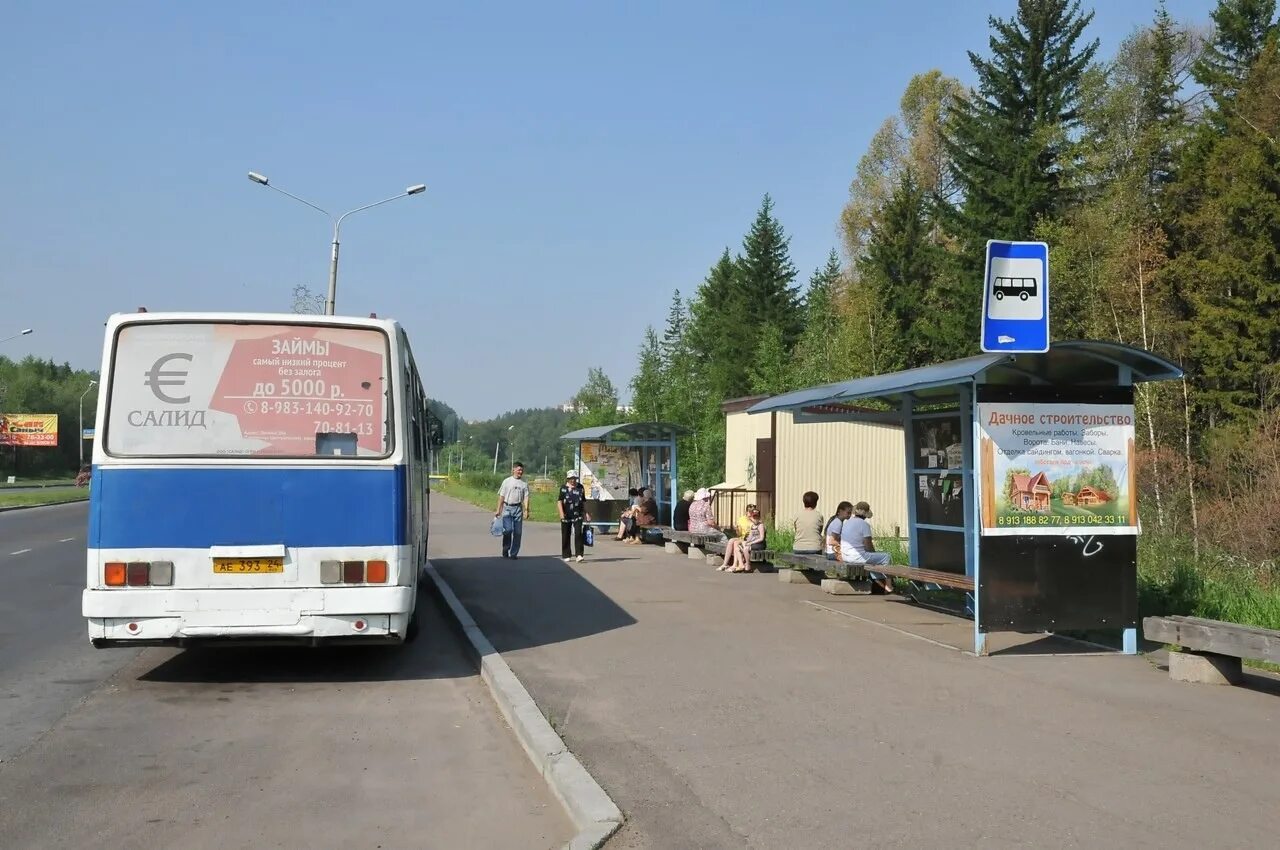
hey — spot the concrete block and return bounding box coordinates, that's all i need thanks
[779,569,810,584]
[664,541,681,555]
[687,547,705,560]
[1168,649,1243,685]
[821,578,870,596]
[706,554,723,567]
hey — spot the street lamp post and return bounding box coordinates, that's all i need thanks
[0,328,33,345]
[247,173,426,316]
[78,380,97,468]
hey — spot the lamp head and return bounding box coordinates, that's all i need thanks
[248,172,269,185]
[406,184,427,195]
[20,328,32,335]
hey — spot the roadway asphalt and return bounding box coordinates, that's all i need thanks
[0,502,571,849]
[432,494,1280,849]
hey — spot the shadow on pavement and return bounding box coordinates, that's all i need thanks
[136,590,476,684]
[435,554,637,653]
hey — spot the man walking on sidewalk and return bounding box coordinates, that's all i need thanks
[558,469,591,562]
[495,462,530,559]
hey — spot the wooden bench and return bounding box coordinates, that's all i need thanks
[703,539,770,568]
[858,563,975,593]
[662,529,723,558]
[1143,615,1280,686]
[767,550,872,592]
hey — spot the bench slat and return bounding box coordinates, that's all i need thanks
[1143,616,1280,663]
[864,563,974,592]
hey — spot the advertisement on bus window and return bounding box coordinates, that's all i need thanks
[106,322,390,457]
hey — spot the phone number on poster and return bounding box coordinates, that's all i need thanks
[244,401,375,416]
[997,515,1125,527]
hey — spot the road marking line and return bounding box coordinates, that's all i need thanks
[803,600,969,654]
[59,537,75,542]
[10,549,32,556]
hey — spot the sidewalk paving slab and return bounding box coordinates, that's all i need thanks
[431,494,1280,850]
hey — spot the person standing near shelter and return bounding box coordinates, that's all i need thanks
[558,469,591,562]
[791,491,824,554]
[495,462,531,559]
[840,501,892,590]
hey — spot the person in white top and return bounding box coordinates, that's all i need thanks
[839,501,890,566]
[494,463,531,559]
[825,501,853,561]
[840,501,893,592]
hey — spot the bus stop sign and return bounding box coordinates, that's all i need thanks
[981,240,1049,354]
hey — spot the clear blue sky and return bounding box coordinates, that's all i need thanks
[1,0,1212,419]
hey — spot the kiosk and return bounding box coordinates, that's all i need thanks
[746,341,1182,655]
[561,422,688,530]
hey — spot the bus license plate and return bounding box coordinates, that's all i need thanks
[213,558,284,574]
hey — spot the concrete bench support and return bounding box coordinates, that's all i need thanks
[1168,650,1244,686]
[821,578,871,596]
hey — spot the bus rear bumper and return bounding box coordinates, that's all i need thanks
[84,587,414,646]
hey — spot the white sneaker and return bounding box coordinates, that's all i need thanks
[563,557,573,563]
[575,555,584,562]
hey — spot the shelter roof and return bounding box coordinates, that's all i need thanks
[746,341,1182,414]
[560,422,691,442]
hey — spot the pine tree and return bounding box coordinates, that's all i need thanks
[747,324,791,395]
[1193,0,1278,103]
[792,251,848,386]
[944,0,1099,264]
[736,195,802,348]
[630,328,665,422]
[857,169,942,368]
[688,249,745,403]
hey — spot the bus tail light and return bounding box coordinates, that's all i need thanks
[320,559,387,584]
[105,562,126,586]
[126,562,150,586]
[149,561,174,586]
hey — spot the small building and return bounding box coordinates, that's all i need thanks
[721,396,907,535]
[1076,485,1110,506]
[1009,471,1052,513]
[1061,491,1077,506]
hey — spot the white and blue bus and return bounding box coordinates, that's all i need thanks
[82,312,430,646]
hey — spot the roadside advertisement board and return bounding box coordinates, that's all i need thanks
[0,413,59,447]
[978,402,1138,536]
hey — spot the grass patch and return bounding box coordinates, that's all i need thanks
[0,490,89,508]
[0,477,77,489]
[435,475,561,523]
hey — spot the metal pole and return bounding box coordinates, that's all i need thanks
[78,381,96,468]
[326,223,340,316]
[493,441,499,474]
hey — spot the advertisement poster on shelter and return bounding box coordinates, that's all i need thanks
[0,414,59,447]
[978,402,1138,536]
[578,441,639,501]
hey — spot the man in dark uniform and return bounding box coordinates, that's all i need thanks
[558,469,591,562]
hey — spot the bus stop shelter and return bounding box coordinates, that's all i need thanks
[561,422,688,529]
[746,340,1182,655]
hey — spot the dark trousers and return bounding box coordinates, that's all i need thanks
[561,518,584,558]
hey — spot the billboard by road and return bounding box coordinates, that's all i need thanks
[0,413,60,447]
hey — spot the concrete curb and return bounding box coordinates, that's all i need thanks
[423,560,624,850]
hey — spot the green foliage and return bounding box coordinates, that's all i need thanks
[746,324,791,395]
[0,490,89,508]
[630,328,665,423]
[568,367,621,430]
[737,195,802,350]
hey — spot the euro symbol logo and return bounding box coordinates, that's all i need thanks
[145,353,193,404]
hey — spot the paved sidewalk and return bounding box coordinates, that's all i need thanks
[432,494,1280,849]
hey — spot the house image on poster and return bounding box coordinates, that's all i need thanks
[1075,485,1111,506]
[1008,471,1052,513]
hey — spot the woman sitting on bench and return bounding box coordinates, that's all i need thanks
[719,506,765,572]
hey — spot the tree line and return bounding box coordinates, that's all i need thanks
[0,356,99,477]
[610,0,1280,562]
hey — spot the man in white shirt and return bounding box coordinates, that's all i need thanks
[495,462,531,559]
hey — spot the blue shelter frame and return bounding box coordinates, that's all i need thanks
[561,422,689,529]
[746,341,1182,655]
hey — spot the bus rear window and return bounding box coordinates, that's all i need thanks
[105,322,391,458]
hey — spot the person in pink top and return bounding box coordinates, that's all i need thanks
[688,488,717,534]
